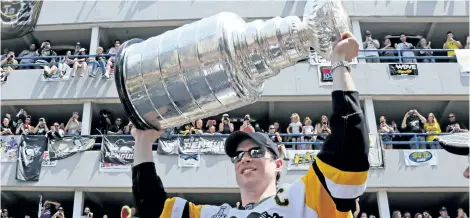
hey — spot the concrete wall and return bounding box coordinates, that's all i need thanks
[36,0,469,26]
[2,63,468,102]
[1,150,468,191]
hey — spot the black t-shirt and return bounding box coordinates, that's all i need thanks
[109,124,123,133]
[270,133,281,143]
[36,125,47,135]
[406,116,423,133]
[447,122,468,133]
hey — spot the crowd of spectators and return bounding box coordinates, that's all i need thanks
[2,30,469,81]
[2,107,467,151]
[360,30,469,63]
[378,110,468,149]
[0,109,82,140]
[1,202,139,218]
[354,199,468,218]
[1,39,121,81]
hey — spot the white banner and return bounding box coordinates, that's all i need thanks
[286,150,319,171]
[178,153,200,168]
[455,49,470,76]
[403,150,438,166]
[41,151,57,167]
[0,135,21,162]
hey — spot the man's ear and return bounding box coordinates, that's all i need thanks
[275,158,283,172]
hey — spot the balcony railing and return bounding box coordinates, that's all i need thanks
[1,49,460,68]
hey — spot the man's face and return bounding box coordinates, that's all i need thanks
[84,207,90,214]
[3,118,9,126]
[400,35,406,42]
[116,118,122,125]
[448,114,456,122]
[30,44,36,50]
[360,212,368,218]
[234,140,281,190]
[268,127,275,133]
[440,210,448,216]
[115,41,121,48]
[365,31,371,37]
[97,48,103,54]
[209,126,216,133]
[404,212,411,218]
[447,32,454,40]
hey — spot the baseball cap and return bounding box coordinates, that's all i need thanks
[225,131,279,158]
[440,207,447,212]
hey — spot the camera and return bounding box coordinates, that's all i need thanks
[39,118,45,122]
[244,114,250,121]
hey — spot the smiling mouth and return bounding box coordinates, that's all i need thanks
[241,168,257,174]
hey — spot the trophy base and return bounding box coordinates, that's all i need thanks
[115,38,158,131]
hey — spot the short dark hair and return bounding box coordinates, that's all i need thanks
[447,31,453,35]
[400,33,406,36]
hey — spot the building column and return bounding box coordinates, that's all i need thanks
[73,190,85,218]
[363,98,378,134]
[377,190,391,218]
[81,102,92,135]
[351,19,365,63]
[89,26,100,55]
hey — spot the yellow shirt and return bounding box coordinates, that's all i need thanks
[2,59,18,70]
[423,122,441,142]
[445,41,460,56]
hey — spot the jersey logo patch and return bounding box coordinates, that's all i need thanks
[229,212,283,218]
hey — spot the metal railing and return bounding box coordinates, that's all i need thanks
[358,49,457,62]
[0,49,460,68]
[0,54,115,68]
[380,132,450,149]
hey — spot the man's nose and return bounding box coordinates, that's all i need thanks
[240,153,252,163]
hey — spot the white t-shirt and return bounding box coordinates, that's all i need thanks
[289,122,302,134]
[303,125,314,135]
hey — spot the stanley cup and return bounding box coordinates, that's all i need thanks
[115,0,352,130]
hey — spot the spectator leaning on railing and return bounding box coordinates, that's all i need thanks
[446,113,468,133]
[362,30,380,63]
[64,112,81,136]
[1,51,18,80]
[37,40,59,79]
[218,113,234,134]
[396,33,416,63]
[381,38,396,62]
[401,109,427,149]
[423,112,441,149]
[416,38,435,63]
[88,46,108,78]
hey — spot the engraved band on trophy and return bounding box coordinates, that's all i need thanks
[114,0,352,130]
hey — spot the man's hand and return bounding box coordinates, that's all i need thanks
[331,32,359,62]
[131,127,164,146]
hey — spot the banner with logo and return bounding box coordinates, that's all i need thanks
[99,135,134,172]
[158,135,226,155]
[178,153,200,168]
[16,135,48,181]
[455,49,470,76]
[403,150,438,166]
[1,0,43,40]
[41,151,57,167]
[0,135,21,162]
[48,136,95,161]
[388,64,419,76]
[286,150,319,171]
[317,64,333,86]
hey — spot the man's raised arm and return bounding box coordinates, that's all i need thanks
[313,36,370,212]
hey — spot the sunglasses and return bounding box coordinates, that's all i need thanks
[231,147,276,163]
[449,116,455,118]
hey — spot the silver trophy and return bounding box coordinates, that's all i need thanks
[115,0,352,130]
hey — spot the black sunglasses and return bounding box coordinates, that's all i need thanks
[231,147,277,163]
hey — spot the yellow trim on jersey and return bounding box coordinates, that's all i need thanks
[189,202,203,218]
[301,165,354,218]
[315,158,368,186]
[160,198,176,218]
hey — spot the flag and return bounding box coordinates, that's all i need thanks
[16,135,48,181]
[158,134,226,155]
[48,135,95,160]
[0,135,21,162]
[99,135,134,172]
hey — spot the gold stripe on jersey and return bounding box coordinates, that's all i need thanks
[302,165,354,218]
[315,158,368,186]
[189,202,203,218]
[160,198,176,218]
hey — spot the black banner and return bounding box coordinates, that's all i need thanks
[48,136,95,161]
[1,0,43,40]
[158,135,226,155]
[389,64,419,76]
[100,136,134,172]
[16,135,47,181]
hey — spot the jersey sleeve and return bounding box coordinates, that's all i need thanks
[302,91,370,217]
[132,162,203,218]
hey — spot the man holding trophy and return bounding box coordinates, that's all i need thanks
[115,0,369,217]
